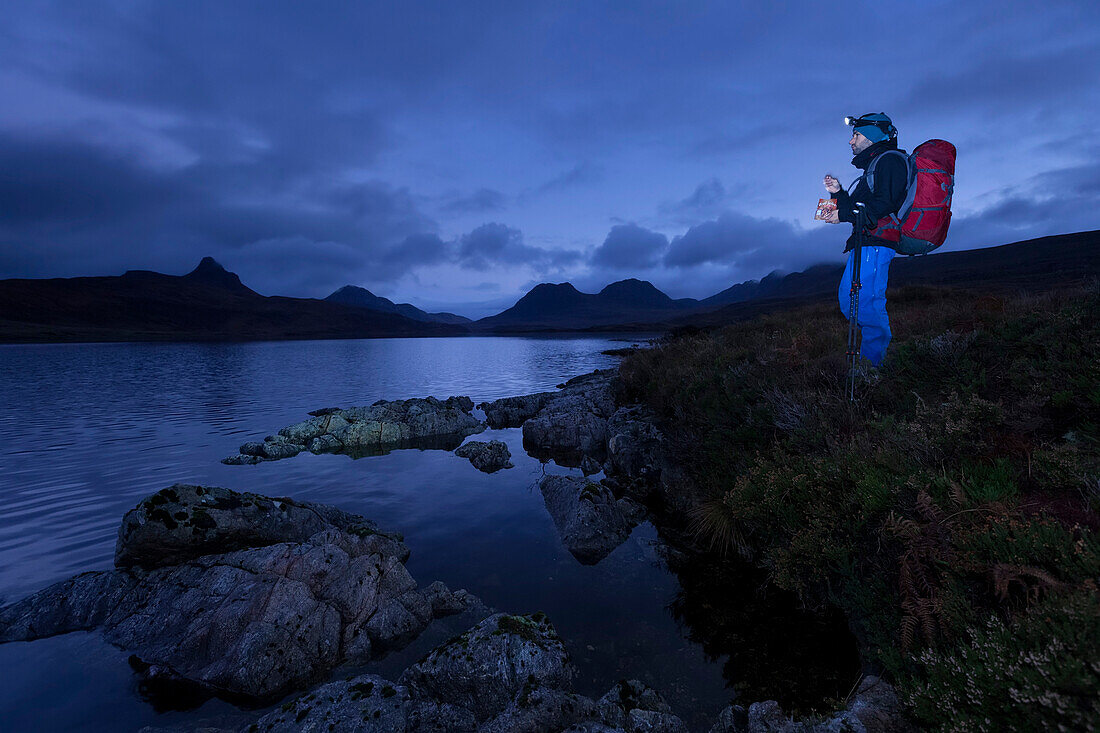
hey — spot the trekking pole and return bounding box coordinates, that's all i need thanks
[846,203,866,402]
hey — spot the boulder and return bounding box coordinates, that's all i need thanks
[222,395,484,464]
[234,612,692,733]
[400,613,574,721]
[477,392,555,429]
[539,476,640,565]
[708,676,911,733]
[455,440,514,473]
[0,485,474,703]
[522,371,618,467]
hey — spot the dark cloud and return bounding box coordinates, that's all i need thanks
[456,222,581,271]
[1,1,1097,310]
[590,223,668,270]
[658,178,730,225]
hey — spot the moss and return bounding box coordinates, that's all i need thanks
[148,508,178,530]
[190,507,216,530]
[496,614,550,644]
[349,681,374,700]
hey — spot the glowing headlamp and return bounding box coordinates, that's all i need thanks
[844,114,897,139]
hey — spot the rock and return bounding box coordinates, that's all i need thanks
[113,483,403,570]
[477,393,555,428]
[595,680,687,733]
[708,705,749,733]
[605,405,665,484]
[223,395,484,464]
[746,701,792,731]
[0,485,474,703]
[228,610,699,733]
[540,476,639,565]
[581,455,602,476]
[454,440,514,473]
[308,433,343,453]
[522,371,618,467]
[400,612,574,722]
[239,441,266,457]
[711,676,912,733]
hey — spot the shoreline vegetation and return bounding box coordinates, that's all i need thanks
[618,282,1100,731]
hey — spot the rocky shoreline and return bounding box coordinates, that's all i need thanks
[1,368,912,731]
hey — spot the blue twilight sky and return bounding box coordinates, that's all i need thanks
[2,1,1099,318]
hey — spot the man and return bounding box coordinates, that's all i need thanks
[822,113,908,368]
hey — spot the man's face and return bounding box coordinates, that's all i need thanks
[850,130,873,155]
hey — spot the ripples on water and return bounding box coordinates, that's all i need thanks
[3,335,752,731]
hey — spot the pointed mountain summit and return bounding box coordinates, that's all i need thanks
[181,257,255,294]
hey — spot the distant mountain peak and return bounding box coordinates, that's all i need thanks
[191,256,227,273]
[182,257,252,293]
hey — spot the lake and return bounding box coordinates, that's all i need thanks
[0,334,859,732]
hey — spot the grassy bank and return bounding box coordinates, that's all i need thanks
[619,283,1100,731]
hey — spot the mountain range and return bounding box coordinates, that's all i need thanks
[1,230,1097,342]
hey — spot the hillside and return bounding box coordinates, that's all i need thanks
[0,258,466,343]
[325,285,471,325]
[618,280,1100,730]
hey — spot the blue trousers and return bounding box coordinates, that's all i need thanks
[838,245,895,367]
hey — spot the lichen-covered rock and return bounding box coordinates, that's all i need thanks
[522,371,618,466]
[223,396,484,464]
[113,483,401,570]
[455,439,514,473]
[0,485,474,703]
[400,612,574,722]
[539,476,639,565]
[477,392,555,428]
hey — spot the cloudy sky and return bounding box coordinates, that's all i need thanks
[2,1,1098,318]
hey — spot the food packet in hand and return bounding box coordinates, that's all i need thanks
[815,198,838,221]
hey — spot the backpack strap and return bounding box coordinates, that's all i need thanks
[865,149,915,225]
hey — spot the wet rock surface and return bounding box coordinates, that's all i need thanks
[0,485,473,703]
[477,392,556,429]
[243,612,690,733]
[222,396,484,464]
[521,371,618,466]
[455,439,514,473]
[539,475,643,565]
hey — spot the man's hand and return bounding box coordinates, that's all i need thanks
[823,209,839,224]
[824,175,841,194]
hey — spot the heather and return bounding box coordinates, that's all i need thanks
[619,283,1100,729]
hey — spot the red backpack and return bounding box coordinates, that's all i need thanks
[866,139,956,255]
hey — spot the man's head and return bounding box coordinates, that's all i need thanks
[846,113,895,154]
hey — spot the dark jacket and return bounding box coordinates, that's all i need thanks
[834,139,908,251]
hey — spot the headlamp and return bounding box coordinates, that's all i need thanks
[844,114,897,139]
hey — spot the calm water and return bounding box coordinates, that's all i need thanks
[0,335,749,731]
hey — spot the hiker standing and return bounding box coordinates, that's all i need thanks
[822,113,908,368]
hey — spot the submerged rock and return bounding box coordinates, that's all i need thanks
[0,484,474,703]
[455,439,514,473]
[539,475,641,565]
[222,396,484,464]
